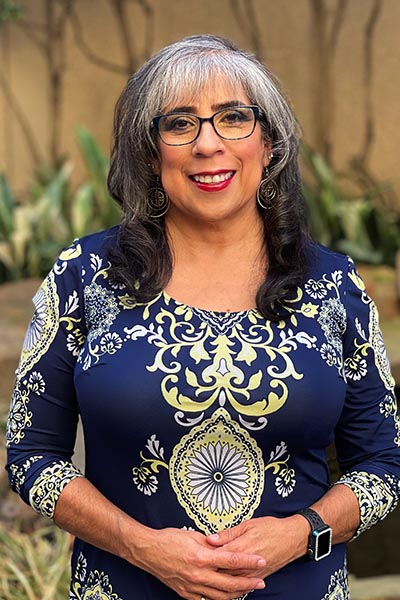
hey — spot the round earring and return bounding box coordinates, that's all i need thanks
[257,167,278,210]
[148,176,169,218]
[268,151,274,160]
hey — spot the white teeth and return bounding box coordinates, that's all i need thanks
[192,171,234,184]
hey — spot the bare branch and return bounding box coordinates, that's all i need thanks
[246,0,263,59]
[67,2,128,75]
[44,0,76,162]
[230,0,249,40]
[360,0,382,164]
[0,69,43,166]
[136,0,154,63]
[229,0,263,58]
[109,0,137,73]
[309,0,331,158]
[349,1,392,208]
[328,0,348,55]
[55,0,74,35]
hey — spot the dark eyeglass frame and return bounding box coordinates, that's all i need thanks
[151,105,261,146]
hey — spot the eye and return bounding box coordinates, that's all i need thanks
[218,108,252,125]
[162,114,197,133]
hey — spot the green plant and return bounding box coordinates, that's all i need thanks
[301,144,400,266]
[0,128,120,282]
[0,523,71,600]
[76,125,120,232]
[0,165,73,279]
[0,0,22,25]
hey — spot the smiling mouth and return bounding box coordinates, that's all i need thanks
[191,171,235,184]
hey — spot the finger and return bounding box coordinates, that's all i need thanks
[218,568,264,578]
[207,527,242,547]
[197,573,265,598]
[209,549,266,571]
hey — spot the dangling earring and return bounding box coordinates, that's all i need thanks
[148,176,169,218]
[257,167,278,210]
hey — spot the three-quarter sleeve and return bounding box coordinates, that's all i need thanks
[5,239,86,519]
[334,258,400,536]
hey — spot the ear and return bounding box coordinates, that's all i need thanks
[148,160,160,176]
[263,140,273,168]
[146,155,160,176]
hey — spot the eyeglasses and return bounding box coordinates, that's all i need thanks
[151,105,260,146]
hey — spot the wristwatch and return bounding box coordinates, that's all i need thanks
[296,508,332,561]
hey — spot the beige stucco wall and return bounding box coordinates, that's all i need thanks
[0,0,399,207]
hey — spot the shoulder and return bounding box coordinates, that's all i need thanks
[55,226,120,268]
[46,226,120,296]
[69,225,119,256]
[305,241,351,280]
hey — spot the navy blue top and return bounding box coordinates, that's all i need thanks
[6,226,400,600]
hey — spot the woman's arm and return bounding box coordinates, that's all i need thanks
[208,257,400,576]
[6,243,86,515]
[5,239,266,600]
[54,476,267,600]
[205,482,360,578]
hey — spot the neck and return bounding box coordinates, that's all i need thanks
[165,206,266,263]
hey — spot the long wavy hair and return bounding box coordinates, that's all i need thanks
[107,34,310,320]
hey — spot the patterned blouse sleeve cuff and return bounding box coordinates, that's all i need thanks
[28,460,83,519]
[334,470,400,539]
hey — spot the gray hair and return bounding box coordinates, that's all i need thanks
[108,34,301,216]
[107,34,309,320]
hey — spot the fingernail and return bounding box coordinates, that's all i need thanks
[257,558,266,567]
[208,533,219,541]
[256,581,265,589]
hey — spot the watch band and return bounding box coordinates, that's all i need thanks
[296,507,332,561]
[297,507,326,531]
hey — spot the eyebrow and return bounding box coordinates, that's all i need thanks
[166,100,245,114]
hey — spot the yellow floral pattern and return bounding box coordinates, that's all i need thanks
[70,553,124,600]
[132,409,296,535]
[322,564,349,599]
[29,461,83,518]
[336,471,400,536]
[6,230,400,600]
[18,271,59,378]
[380,393,400,447]
[369,301,395,389]
[170,407,265,533]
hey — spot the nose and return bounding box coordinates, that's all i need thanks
[192,121,224,156]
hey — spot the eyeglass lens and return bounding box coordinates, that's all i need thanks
[158,107,256,145]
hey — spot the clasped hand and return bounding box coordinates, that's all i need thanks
[206,516,303,579]
[138,526,266,600]
[140,517,302,599]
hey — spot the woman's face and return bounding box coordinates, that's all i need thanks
[154,80,270,225]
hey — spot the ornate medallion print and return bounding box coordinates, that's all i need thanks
[6,371,45,446]
[9,455,43,493]
[369,302,395,390]
[317,297,346,352]
[380,393,400,446]
[29,461,83,518]
[6,385,32,446]
[70,554,125,600]
[322,565,349,600]
[336,471,399,535]
[18,271,59,378]
[191,307,249,336]
[169,407,264,534]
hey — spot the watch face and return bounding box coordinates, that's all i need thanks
[314,528,332,561]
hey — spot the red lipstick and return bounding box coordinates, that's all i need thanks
[189,170,235,192]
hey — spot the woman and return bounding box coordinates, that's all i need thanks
[6,35,400,600]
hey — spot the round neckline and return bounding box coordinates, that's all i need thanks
[162,290,256,316]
